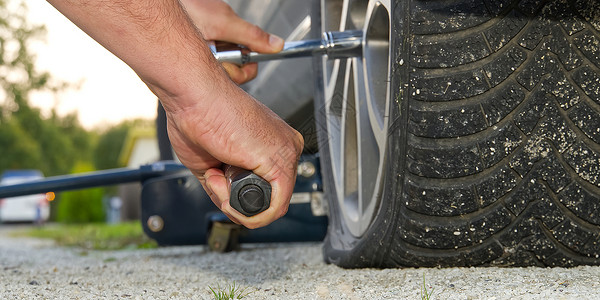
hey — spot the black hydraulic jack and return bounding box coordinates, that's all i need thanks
[0,155,328,252]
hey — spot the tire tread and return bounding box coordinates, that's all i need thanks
[394,0,600,267]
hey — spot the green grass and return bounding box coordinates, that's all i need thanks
[421,274,435,300]
[208,282,252,300]
[16,221,157,250]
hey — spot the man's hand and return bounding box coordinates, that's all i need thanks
[48,0,303,228]
[165,81,303,228]
[180,0,284,84]
[172,0,300,227]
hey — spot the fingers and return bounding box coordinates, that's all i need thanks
[202,168,240,224]
[263,174,296,223]
[239,140,302,229]
[181,0,283,54]
[183,0,280,84]
[217,15,284,54]
[221,62,258,84]
[213,17,281,85]
[165,68,304,229]
[202,164,298,229]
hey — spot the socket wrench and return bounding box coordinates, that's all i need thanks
[213,30,363,65]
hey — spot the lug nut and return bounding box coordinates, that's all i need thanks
[298,162,316,178]
[147,215,164,232]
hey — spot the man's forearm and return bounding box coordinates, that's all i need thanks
[48,0,305,228]
[47,0,227,112]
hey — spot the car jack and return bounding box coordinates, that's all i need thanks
[0,155,327,252]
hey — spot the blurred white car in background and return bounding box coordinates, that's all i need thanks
[0,170,50,223]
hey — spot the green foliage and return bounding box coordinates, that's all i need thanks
[0,117,42,170]
[0,0,93,177]
[93,119,153,170]
[18,221,157,250]
[57,112,96,164]
[0,0,157,216]
[56,162,106,223]
[93,123,130,170]
[14,105,90,175]
[0,0,51,99]
[0,103,92,177]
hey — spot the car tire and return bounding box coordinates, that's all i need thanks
[314,0,600,268]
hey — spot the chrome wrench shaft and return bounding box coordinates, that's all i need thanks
[213,30,363,65]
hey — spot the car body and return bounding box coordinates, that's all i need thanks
[0,170,50,223]
[225,0,315,127]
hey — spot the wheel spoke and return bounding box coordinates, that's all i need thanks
[321,0,391,237]
[352,58,380,232]
[363,62,389,153]
[363,0,391,153]
[325,57,348,208]
[341,59,359,221]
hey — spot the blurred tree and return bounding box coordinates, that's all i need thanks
[93,119,153,170]
[56,112,96,164]
[0,0,92,176]
[0,0,53,114]
[0,118,42,170]
[93,123,130,170]
[0,1,156,223]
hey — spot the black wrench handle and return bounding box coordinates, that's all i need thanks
[224,165,271,217]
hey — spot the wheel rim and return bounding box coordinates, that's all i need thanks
[321,0,392,237]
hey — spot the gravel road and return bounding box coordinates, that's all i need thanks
[1,226,600,299]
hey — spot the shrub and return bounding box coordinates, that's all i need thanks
[55,162,106,223]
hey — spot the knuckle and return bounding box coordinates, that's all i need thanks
[220,202,229,211]
[243,64,258,81]
[247,24,268,41]
[244,221,260,230]
[274,199,289,219]
[206,25,225,41]
[222,63,245,83]
[220,3,235,16]
[231,75,245,85]
[278,205,289,219]
[246,72,257,82]
[295,131,305,153]
[242,71,257,83]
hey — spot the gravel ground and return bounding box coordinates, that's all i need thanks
[1,226,600,299]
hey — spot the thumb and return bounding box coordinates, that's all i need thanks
[203,168,230,209]
[223,19,284,53]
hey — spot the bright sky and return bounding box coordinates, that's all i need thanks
[25,0,157,129]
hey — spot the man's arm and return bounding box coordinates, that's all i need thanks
[48,0,304,228]
[47,0,221,112]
